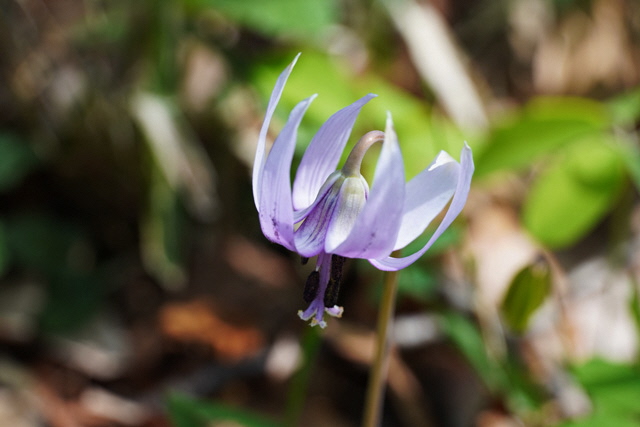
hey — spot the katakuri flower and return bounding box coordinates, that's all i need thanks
[253,54,474,328]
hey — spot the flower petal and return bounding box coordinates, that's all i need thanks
[370,142,474,271]
[259,95,316,250]
[293,171,342,224]
[292,93,377,210]
[393,151,460,250]
[294,175,342,257]
[253,53,300,210]
[324,175,369,252]
[330,113,405,258]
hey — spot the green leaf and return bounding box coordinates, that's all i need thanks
[475,97,609,177]
[188,0,339,41]
[561,359,640,426]
[0,133,38,192]
[522,136,626,248]
[6,213,86,276]
[40,271,107,333]
[616,135,640,192]
[0,221,11,278]
[500,261,552,333]
[396,265,436,301]
[440,312,506,392]
[168,393,279,427]
[608,86,640,126]
[4,213,109,333]
[441,313,545,413]
[140,170,187,290]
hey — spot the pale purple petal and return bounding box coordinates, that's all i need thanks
[294,178,342,257]
[253,53,300,210]
[330,113,405,258]
[393,152,460,250]
[324,176,369,252]
[292,94,377,210]
[259,95,316,250]
[370,142,474,271]
[293,171,342,224]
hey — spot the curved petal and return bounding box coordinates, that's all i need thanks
[292,94,377,210]
[294,177,342,257]
[370,142,474,271]
[293,171,342,224]
[331,113,405,258]
[393,151,460,250]
[259,95,316,250]
[324,175,369,252]
[253,53,300,210]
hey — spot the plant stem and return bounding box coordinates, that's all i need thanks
[362,268,400,427]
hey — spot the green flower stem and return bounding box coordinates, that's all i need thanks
[362,266,400,427]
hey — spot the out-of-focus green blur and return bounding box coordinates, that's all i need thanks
[1,0,639,426]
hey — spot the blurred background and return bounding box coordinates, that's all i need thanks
[1,0,640,426]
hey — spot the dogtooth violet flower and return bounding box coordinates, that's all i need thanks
[253,54,474,328]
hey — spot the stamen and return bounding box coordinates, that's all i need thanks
[324,255,347,307]
[324,278,341,307]
[331,255,346,284]
[342,130,385,176]
[303,271,320,303]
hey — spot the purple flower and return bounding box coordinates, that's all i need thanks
[253,54,474,328]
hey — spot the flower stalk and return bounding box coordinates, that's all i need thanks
[362,267,400,427]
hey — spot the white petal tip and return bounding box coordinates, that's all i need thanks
[298,309,327,328]
[325,305,344,318]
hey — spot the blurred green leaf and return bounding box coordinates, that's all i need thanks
[189,0,338,41]
[4,213,105,333]
[561,359,640,426]
[285,327,322,427]
[441,312,506,392]
[0,133,38,192]
[396,265,436,301]
[40,271,107,333]
[500,261,551,333]
[252,52,361,143]
[616,135,640,192]
[630,276,640,345]
[6,213,86,276]
[561,414,639,427]
[0,221,11,277]
[608,86,640,126]
[252,51,464,179]
[141,171,188,290]
[362,77,466,177]
[522,136,626,248]
[168,393,279,427]
[476,97,609,177]
[442,312,545,413]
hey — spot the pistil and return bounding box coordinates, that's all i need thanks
[341,131,385,176]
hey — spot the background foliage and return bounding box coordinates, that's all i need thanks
[1,0,640,425]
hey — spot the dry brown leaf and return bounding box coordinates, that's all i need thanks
[159,300,264,361]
